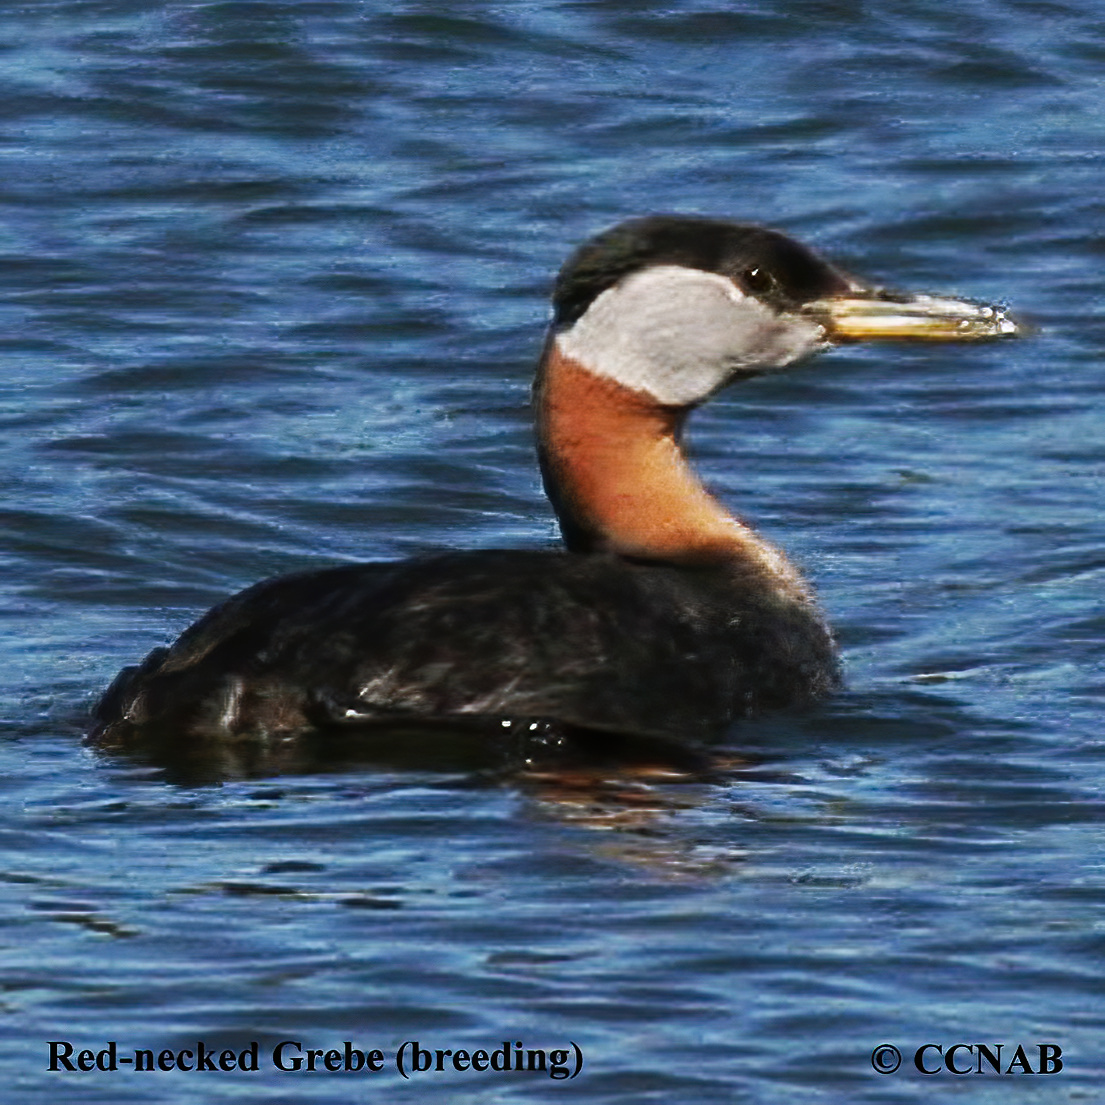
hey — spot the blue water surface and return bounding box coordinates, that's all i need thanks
[2,1,1104,1102]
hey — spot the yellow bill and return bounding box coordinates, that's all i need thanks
[807,292,1022,342]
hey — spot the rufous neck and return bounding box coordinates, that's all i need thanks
[535,339,810,592]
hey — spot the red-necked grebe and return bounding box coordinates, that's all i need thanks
[91,215,1018,745]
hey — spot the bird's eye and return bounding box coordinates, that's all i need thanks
[741,267,777,296]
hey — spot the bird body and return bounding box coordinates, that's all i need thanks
[95,548,836,742]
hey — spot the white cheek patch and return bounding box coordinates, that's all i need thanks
[556,265,828,406]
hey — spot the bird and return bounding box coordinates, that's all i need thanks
[90,215,1018,748]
